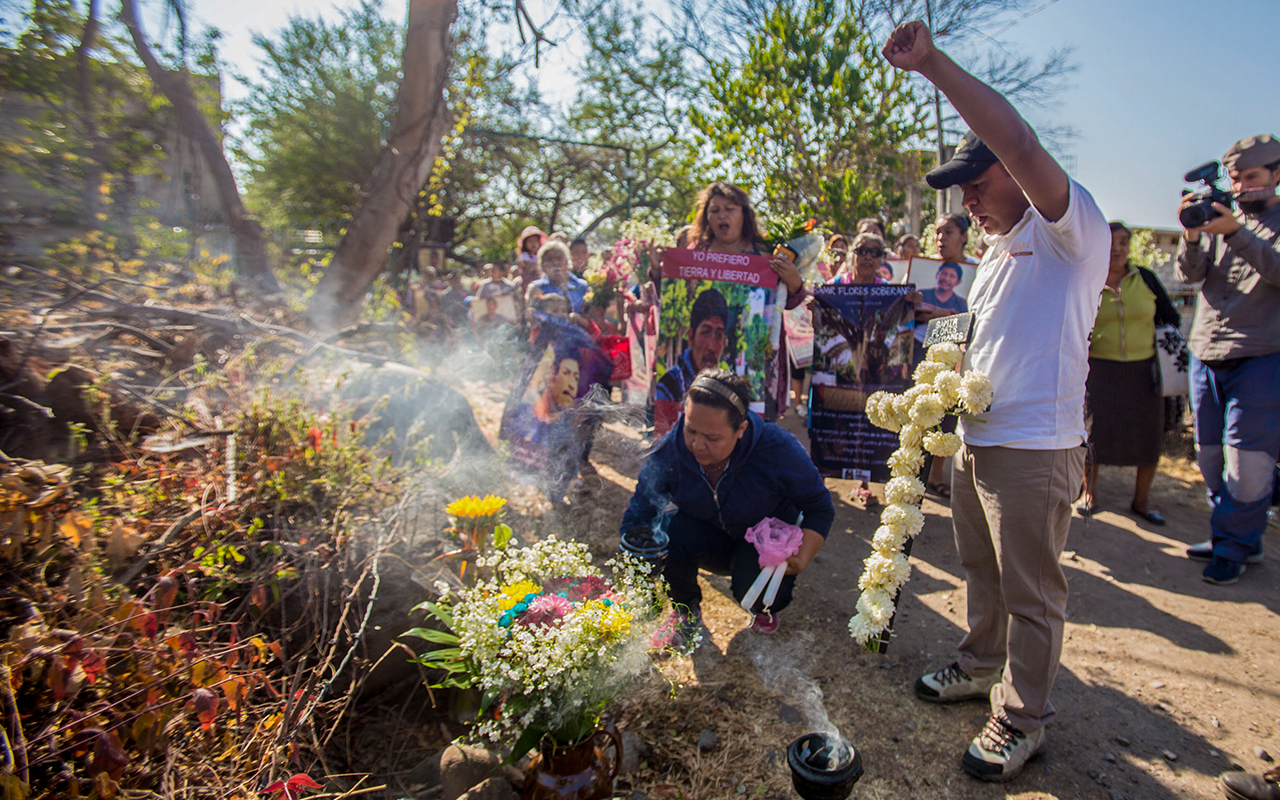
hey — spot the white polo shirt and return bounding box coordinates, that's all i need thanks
[958,179,1110,450]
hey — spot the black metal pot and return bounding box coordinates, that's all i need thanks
[619,526,668,576]
[786,732,863,800]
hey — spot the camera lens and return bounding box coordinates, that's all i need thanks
[1179,200,1217,230]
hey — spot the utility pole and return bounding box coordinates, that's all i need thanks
[925,0,947,214]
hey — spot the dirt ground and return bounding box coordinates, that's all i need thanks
[463,380,1279,800]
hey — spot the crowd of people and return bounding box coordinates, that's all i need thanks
[399,19,1279,795]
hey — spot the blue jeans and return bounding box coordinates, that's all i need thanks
[1190,351,1280,562]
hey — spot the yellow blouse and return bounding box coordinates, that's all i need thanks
[1089,269,1156,362]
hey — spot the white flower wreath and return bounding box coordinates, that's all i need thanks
[850,343,993,648]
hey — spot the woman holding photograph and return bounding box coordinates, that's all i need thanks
[916,212,975,498]
[680,183,805,417]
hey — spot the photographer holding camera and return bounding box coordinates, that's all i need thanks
[1175,133,1280,586]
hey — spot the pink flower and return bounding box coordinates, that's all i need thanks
[519,594,572,627]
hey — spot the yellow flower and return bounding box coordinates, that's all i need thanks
[497,580,542,611]
[582,599,632,638]
[447,494,507,519]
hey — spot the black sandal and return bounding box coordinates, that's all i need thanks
[1130,504,1165,526]
[928,482,951,499]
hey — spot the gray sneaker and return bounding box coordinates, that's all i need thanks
[1186,540,1264,564]
[915,662,1002,704]
[962,712,1047,782]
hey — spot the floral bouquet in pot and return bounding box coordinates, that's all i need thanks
[406,536,665,756]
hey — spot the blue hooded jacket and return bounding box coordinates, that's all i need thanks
[620,410,835,540]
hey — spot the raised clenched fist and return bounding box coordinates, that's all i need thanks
[881,20,937,72]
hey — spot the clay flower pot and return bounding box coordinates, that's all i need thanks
[523,723,622,800]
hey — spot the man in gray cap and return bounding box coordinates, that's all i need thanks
[1176,133,1280,586]
[882,20,1109,782]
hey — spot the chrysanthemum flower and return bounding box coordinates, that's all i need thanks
[884,476,925,506]
[847,612,880,644]
[856,587,896,626]
[880,503,925,538]
[898,423,925,450]
[496,580,542,611]
[932,371,962,408]
[959,371,994,415]
[887,447,925,477]
[519,594,572,627]
[927,342,963,367]
[923,430,963,457]
[871,525,907,555]
[913,360,949,387]
[447,494,508,519]
[909,393,946,428]
[860,551,912,591]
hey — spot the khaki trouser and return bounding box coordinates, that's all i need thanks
[952,443,1086,733]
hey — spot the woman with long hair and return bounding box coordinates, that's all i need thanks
[658,183,803,416]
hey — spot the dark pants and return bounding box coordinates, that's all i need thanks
[661,511,796,616]
[1190,352,1280,562]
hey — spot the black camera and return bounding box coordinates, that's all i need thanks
[1179,161,1234,229]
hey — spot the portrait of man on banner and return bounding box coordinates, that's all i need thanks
[808,284,916,482]
[500,311,613,498]
[652,248,779,436]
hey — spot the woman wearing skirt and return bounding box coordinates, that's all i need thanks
[1078,222,1182,523]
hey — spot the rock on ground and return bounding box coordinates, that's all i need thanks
[439,743,522,800]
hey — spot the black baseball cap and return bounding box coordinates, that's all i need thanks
[925,131,1001,190]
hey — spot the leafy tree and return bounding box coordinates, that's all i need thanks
[120,0,278,288]
[309,0,456,327]
[0,0,168,236]
[690,0,928,232]
[233,0,404,231]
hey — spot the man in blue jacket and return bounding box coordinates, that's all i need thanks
[621,370,834,646]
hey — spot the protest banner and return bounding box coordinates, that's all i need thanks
[653,248,780,436]
[500,311,614,498]
[808,283,916,482]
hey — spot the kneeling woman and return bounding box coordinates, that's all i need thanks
[620,370,834,649]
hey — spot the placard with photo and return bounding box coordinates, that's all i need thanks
[500,312,614,498]
[904,257,976,316]
[807,284,916,482]
[653,247,780,436]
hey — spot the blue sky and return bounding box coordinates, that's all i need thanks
[193,0,1279,230]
